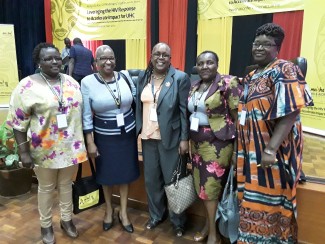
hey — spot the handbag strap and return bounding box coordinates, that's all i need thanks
[119,71,134,98]
[76,158,97,180]
[221,165,234,199]
[170,154,190,186]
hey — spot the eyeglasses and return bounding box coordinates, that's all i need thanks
[97,57,115,62]
[41,57,63,62]
[252,42,278,49]
[152,52,170,59]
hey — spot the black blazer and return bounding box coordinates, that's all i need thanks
[135,66,190,149]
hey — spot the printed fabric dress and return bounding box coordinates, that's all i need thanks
[189,74,241,200]
[8,74,87,168]
[237,59,313,243]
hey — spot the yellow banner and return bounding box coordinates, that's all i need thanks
[300,0,325,135]
[52,0,146,50]
[0,24,19,107]
[198,0,304,19]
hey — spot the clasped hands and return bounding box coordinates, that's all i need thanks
[259,148,278,169]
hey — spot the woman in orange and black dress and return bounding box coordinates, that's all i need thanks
[236,23,313,243]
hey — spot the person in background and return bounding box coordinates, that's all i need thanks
[236,23,313,243]
[81,45,139,233]
[61,37,71,74]
[135,42,190,237]
[69,37,96,83]
[188,51,241,244]
[8,43,87,244]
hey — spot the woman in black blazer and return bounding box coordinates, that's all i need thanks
[135,42,190,237]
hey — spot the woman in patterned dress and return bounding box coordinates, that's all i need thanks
[188,51,241,244]
[8,43,88,244]
[236,23,313,243]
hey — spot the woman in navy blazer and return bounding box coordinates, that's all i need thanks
[135,42,190,237]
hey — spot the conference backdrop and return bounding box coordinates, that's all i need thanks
[0,24,19,107]
[1,0,324,134]
[198,0,303,19]
[51,0,146,51]
[300,0,325,135]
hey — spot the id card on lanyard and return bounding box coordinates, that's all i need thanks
[240,80,249,126]
[190,83,210,131]
[190,94,200,132]
[150,77,164,122]
[40,73,67,129]
[190,117,199,131]
[150,104,158,122]
[99,72,125,127]
[56,114,68,129]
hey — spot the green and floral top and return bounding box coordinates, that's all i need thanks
[7,74,87,168]
[189,73,242,140]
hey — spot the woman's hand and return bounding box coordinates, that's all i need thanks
[87,142,99,158]
[260,151,277,169]
[20,151,34,169]
[178,140,189,155]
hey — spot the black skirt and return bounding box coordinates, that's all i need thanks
[94,127,140,186]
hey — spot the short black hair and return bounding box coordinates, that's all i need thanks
[255,23,285,50]
[73,37,82,45]
[32,43,58,65]
[197,50,219,63]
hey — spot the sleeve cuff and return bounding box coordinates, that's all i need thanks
[83,129,93,134]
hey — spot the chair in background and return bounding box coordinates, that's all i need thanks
[128,69,144,86]
[291,57,307,78]
[190,66,200,84]
[244,57,307,78]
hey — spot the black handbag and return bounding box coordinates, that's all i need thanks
[164,154,197,214]
[72,159,105,214]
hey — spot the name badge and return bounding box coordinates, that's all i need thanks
[190,117,199,132]
[116,113,125,127]
[56,114,68,129]
[239,109,247,126]
[149,108,158,121]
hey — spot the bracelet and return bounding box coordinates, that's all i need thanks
[17,140,29,147]
[264,148,276,156]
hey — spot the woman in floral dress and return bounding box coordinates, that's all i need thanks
[8,43,87,244]
[188,51,241,244]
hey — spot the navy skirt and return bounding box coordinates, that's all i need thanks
[94,127,140,186]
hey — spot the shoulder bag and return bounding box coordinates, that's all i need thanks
[216,165,239,243]
[164,154,197,214]
[72,159,105,214]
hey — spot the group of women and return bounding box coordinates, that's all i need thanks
[8,23,313,244]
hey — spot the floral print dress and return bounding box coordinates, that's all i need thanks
[8,74,87,168]
[188,74,241,200]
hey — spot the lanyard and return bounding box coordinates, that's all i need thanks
[243,80,249,105]
[151,76,165,104]
[98,72,121,109]
[191,82,211,112]
[40,72,64,111]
